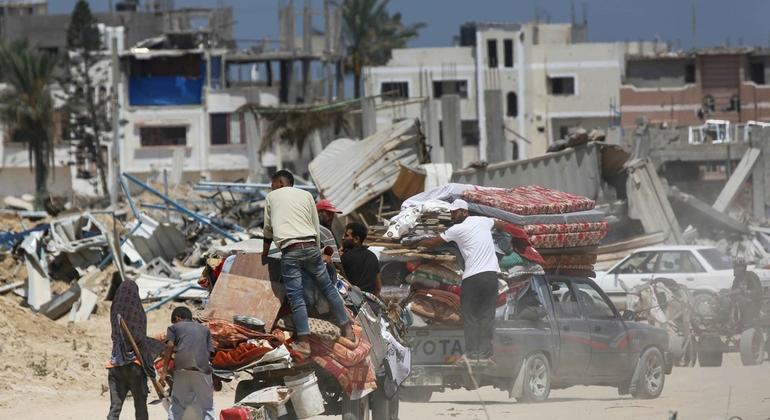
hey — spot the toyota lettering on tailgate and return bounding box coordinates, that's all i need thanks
[412,339,464,357]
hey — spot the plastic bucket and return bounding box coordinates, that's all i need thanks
[283,371,325,419]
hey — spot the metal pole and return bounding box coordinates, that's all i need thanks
[110,36,120,208]
[163,169,170,222]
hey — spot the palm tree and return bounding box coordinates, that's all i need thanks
[0,40,58,208]
[342,0,425,98]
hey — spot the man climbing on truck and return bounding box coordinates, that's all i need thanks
[416,199,512,363]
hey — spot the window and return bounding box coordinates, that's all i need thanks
[433,80,468,98]
[750,62,766,85]
[551,281,581,318]
[548,76,575,95]
[656,251,705,273]
[613,252,658,274]
[506,92,518,117]
[380,82,409,101]
[573,281,616,320]
[504,39,514,68]
[437,120,480,146]
[487,39,498,68]
[139,126,186,147]
[210,113,244,145]
[685,63,696,84]
[698,248,733,271]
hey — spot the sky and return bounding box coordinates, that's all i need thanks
[49,0,770,51]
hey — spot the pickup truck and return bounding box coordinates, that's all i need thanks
[401,274,672,403]
[594,245,770,307]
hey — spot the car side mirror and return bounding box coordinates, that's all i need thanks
[621,309,635,322]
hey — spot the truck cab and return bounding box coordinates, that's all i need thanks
[402,274,672,403]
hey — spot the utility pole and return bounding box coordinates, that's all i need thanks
[110,36,120,208]
[691,0,697,50]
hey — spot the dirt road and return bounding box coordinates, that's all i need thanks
[1,353,767,419]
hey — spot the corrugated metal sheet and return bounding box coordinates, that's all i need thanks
[451,142,603,199]
[309,119,422,215]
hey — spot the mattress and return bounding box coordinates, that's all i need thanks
[523,221,609,235]
[468,202,606,225]
[462,185,595,216]
[542,254,598,269]
[529,230,607,248]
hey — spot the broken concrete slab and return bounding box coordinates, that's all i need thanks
[39,283,81,320]
[140,257,180,279]
[668,187,750,234]
[625,159,684,244]
[124,214,187,266]
[68,287,98,323]
[21,231,50,310]
[47,214,109,270]
[3,196,33,212]
[713,147,761,213]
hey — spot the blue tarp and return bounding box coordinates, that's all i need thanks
[0,223,49,252]
[128,76,203,106]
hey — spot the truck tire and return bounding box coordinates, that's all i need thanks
[698,336,724,367]
[669,334,697,367]
[398,387,432,402]
[739,328,765,366]
[341,394,369,420]
[517,352,551,403]
[234,379,260,403]
[630,347,666,399]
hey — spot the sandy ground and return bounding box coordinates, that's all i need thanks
[1,352,768,419]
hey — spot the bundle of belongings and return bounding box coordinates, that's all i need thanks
[197,251,410,402]
[373,183,608,328]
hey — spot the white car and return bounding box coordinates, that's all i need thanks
[594,245,770,305]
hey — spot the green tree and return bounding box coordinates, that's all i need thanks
[0,40,58,208]
[341,0,424,98]
[62,0,111,197]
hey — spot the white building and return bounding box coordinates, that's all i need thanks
[364,21,661,165]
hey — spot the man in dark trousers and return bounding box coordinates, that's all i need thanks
[341,221,382,296]
[417,199,510,363]
[262,170,353,357]
[160,306,215,420]
[107,279,164,420]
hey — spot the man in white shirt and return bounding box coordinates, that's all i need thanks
[417,199,506,362]
[262,170,353,357]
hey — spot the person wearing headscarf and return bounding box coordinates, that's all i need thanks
[107,279,164,420]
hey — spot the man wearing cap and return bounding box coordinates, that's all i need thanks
[316,199,342,263]
[416,199,511,362]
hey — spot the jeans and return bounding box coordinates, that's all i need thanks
[280,246,349,336]
[168,370,215,420]
[460,271,499,358]
[107,363,148,420]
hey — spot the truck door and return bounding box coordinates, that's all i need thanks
[549,279,590,380]
[572,279,632,382]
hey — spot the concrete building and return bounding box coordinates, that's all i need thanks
[363,21,660,165]
[620,48,770,135]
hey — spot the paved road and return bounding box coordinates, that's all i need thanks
[2,354,768,419]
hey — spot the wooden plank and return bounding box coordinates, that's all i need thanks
[202,273,285,330]
[713,147,761,212]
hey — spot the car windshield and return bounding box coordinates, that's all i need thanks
[698,248,733,270]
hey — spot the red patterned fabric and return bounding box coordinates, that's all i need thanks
[523,221,609,235]
[529,230,607,248]
[205,319,283,350]
[310,324,377,397]
[462,185,595,215]
[212,341,273,369]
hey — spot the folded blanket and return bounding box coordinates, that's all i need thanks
[205,319,282,350]
[310,324,377,398]
[542,254,598,268]
[212,341,273,370]
[523,221,609,235]
[462,185,595,215]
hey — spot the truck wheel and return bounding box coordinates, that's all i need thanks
[234,379,260,403]
[740,328,766,366]
[517,353,551,403]
[698,337,724,367]
[341,394,369,420]
[669,334,697,367]
[630,347,665,399]
[398,387,432,402]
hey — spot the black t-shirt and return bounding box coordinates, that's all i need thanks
[341,246,380,294]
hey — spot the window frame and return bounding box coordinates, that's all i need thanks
[611,251,659,275]
[506,92,518,117]
[487,39,498,68]
[503,39,514,68]
[432,79,469,99]
[380,80,410,101]
[572,279,619,320]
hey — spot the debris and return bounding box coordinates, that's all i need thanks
[68,287,98,323]
[712,147,761,213]
[625,159,684,244]
[203,271,286,331]
[38,283,81,320]
[3,196,33,212]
